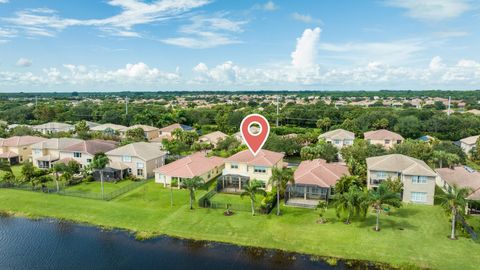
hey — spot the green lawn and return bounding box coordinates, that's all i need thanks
[0,183,479,270]
[65,180,137,194]
[210,192,264,211]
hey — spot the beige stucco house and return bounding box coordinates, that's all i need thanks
[120,125,160,141]
[318,128,355,148]
[364,129,404,149]
[435,166,480,202]
[31,122,74,134]
[105,142,166,179]
[220,149,284,191]
[31,138,84,169]
[459,135,478,155]
[0,136,47,164]
[366,154,437,205]
[58,140,118,168]
[154,152,224,187]
[90,123,127,135]
[198,131,228,147]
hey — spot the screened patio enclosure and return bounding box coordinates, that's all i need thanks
[217,174,250,193]
[285,184,331,201]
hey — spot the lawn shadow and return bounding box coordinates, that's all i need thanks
[356,210,418,231]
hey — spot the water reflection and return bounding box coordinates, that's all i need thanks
[0,217,379,270]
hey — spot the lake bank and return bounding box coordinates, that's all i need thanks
[0,184,479,270]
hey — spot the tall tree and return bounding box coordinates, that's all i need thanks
[436,185,471,240]
[332,186,368,224]
[241,180,267,216]
[368,182,402,231]
[268,168,294,216]
[183,176,203,210]
[91,153,109,199]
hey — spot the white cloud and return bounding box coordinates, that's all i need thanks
[253,1,278,11]
[3,0,211,37]
[291,27,321,69]
[434,31,469,38]
[385,0,471,21]
[16,58,32,67]
[429,56,446,71]
[291,12,322,24]
[162,14,247,48]
[0,0,9,3]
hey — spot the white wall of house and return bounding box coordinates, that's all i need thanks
[222,160,283,190]
[155,164,224,187]
[58,151,94,168]
[108,154,165,179]
[367,139,403,149]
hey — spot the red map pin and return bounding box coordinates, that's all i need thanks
[240,114,270,156]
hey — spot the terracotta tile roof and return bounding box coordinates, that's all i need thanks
[319,129,355,140]
[0,151,19,158]
[294,159,349,187]
[0,136,47,147]
[106,142,166,161]
[435,166,480,200]
[64,140,118,155]
[367,154,437,177]
[159,123,194,133]
[31,138,84,150]
[199,131,228,143]
[226,149,284,167]
[364,129,404,141]
[154,152,224,178]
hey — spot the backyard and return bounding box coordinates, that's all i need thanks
[0,183,479,270]
[65,180,138,194]
[209,192,265,212]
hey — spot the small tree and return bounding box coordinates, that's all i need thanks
[91,153,109,199]
[368,182,402,231]
[316,201,328,224]
[332,186,368,224]
[52,163,64,192]
[268,167,294,216]
[183,176,203,210]
[126,127,146,142]
[21,161,36,186]
[240,180,267,216]
[436,185,471,240]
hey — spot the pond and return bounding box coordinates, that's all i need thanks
[0,216,378,269]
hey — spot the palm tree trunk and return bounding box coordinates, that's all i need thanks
[251,198,255,216]
[55,172,59,192]
[170,185,173,207]
[100,170,104,199]
[450,208,456,239]
[276,187,280,216]
[375,208,380,231]
[189,189,193,210]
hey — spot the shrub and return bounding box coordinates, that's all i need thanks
[83,175,94,183]
[260,189,277,214]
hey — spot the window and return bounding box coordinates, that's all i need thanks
[137,162,144,169]
[377,171,387,178]
[34,149,41,155]
[122,155,132,162]
[87,159,92,163]
[345,140,353,145]
[385,139,391,144]
[230,163,238,169]
[254,166,267,173]
[411,192,427,203]
[334,140,340,145]
[137,169,144,176]
[127,168,132,174]
[412,176,428,184]
[74,152,82,158]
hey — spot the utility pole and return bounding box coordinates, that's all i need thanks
[447,96,451,117]
[125,96,129,115]
[276,96,280,127]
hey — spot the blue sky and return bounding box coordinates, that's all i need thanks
[0,0,479,92]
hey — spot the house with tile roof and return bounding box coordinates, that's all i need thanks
[364,129,404,149]
[90,123,127,135]
[158,123,194,139]
[318,128,355,149]
[198,131,228,147]
[31,122,74,134]
[219,149,284,192]
[286,159,349,208]
[435,166,480,202]
[119,125,160,141]
[105,142,166,179]
[154,152,224,187]
[31,138,84,169]
[58,140,118,168]
[459,135,479,155]
[366,154,437,205]
[0,136,47,164]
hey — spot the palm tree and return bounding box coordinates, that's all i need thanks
[368,183,402,231]
[332,186,368,224]
[52,163,65,192]
[436,185,471,240]
[91,153,109,199]
[241,180,266,216]
[183,176,203,210]
[268,168,294,216]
